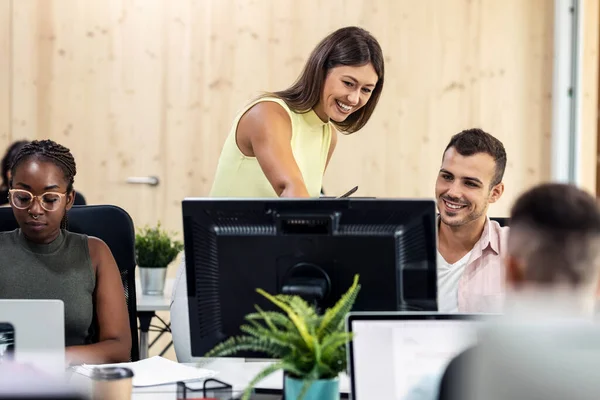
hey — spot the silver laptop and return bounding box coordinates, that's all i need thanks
[0,299,65,376]
[346,312,488,400]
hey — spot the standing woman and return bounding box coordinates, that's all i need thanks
[171,26,385,363]
[210,26,385,198]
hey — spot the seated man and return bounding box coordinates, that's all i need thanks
[438,182,600,400]
[435,128,508,312]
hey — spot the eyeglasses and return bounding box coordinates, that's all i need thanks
[8,189,68,212]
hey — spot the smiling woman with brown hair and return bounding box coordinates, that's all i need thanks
[170,26,385,364]
[210,26,385,199]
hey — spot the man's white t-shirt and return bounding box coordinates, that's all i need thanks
[437,250,472,313]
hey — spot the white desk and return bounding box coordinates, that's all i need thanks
[135,278,174,359]
[136,278,174,312]
[129,359,350,399]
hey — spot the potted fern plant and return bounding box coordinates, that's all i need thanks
[206,275,361,400]
[135,222,184,295]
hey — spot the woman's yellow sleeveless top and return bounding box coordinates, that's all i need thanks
[210,97,332,198]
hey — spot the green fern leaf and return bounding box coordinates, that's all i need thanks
[284,354,315,378]
[321,346,347,374]
[241,319,265,335]
[246,312,294,332]
[257,288,315,351]
[279,360,306,378]
[319,332,353,375]
[317,274,361,339]
[288,297,320,330]
[320,331,353,355]
[239,325,304,352]
[248,306,292,330]
[204,336,238,358]
[205,336,288,358]
[287,296,318,318]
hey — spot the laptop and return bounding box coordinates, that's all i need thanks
[0,299,66,377]
[346,312,488,400]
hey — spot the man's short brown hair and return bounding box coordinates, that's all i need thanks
[444,128,507,187]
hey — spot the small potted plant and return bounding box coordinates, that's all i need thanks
[135,222,184,295]
[206,275,361,400]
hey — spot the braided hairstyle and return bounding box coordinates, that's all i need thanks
[10,140,77,230]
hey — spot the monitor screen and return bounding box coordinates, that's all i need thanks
[348,314,482,400]
[182,198,438,357]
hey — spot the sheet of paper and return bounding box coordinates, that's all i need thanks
[74,356,218,387]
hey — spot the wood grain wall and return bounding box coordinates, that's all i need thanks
[581,0,599,195]
[0,1,9,145]
[0,0,597,235]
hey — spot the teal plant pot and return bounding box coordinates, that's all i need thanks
[284,375,339,400]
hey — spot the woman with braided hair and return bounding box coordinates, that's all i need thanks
[0,139,131,364]
[1,140,87,207]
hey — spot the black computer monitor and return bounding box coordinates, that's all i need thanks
[182,198,438,357]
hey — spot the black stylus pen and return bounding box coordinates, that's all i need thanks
[338,186,358,198]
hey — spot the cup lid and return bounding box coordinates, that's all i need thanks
[91,366,134,381]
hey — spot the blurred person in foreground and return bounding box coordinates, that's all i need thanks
[438,182,600,400]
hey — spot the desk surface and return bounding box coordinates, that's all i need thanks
[136,278,175,312]
[67,358,350,399]
[125,359,349,399]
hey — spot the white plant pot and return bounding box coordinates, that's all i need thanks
[139,267,167,295]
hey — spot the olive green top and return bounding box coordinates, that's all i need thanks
[0,229,95,346]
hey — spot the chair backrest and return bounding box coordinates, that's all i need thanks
[73,191,87,205]
[0,205,139,361]
[490,217,510,227]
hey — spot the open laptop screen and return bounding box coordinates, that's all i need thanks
[0,300,65,376]
[347,313,484,400]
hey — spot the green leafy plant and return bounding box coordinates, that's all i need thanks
[135,222,184,268]
[206,275,361,400]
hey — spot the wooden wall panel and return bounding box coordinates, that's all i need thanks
[9,0,557,235]
[0,0,10,149]
[581,0,599,195]
[11,0,169,228]
[322,0,554,216]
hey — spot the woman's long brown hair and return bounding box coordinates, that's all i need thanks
[265,26,385,134]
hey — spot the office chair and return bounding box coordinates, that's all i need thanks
[73,191,87,206]
[490,217,510,227]
[0,205,140,361]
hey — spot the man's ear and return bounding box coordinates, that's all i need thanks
[506,254,524,289]
[65,190,75,211]
[489,182,504,204]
